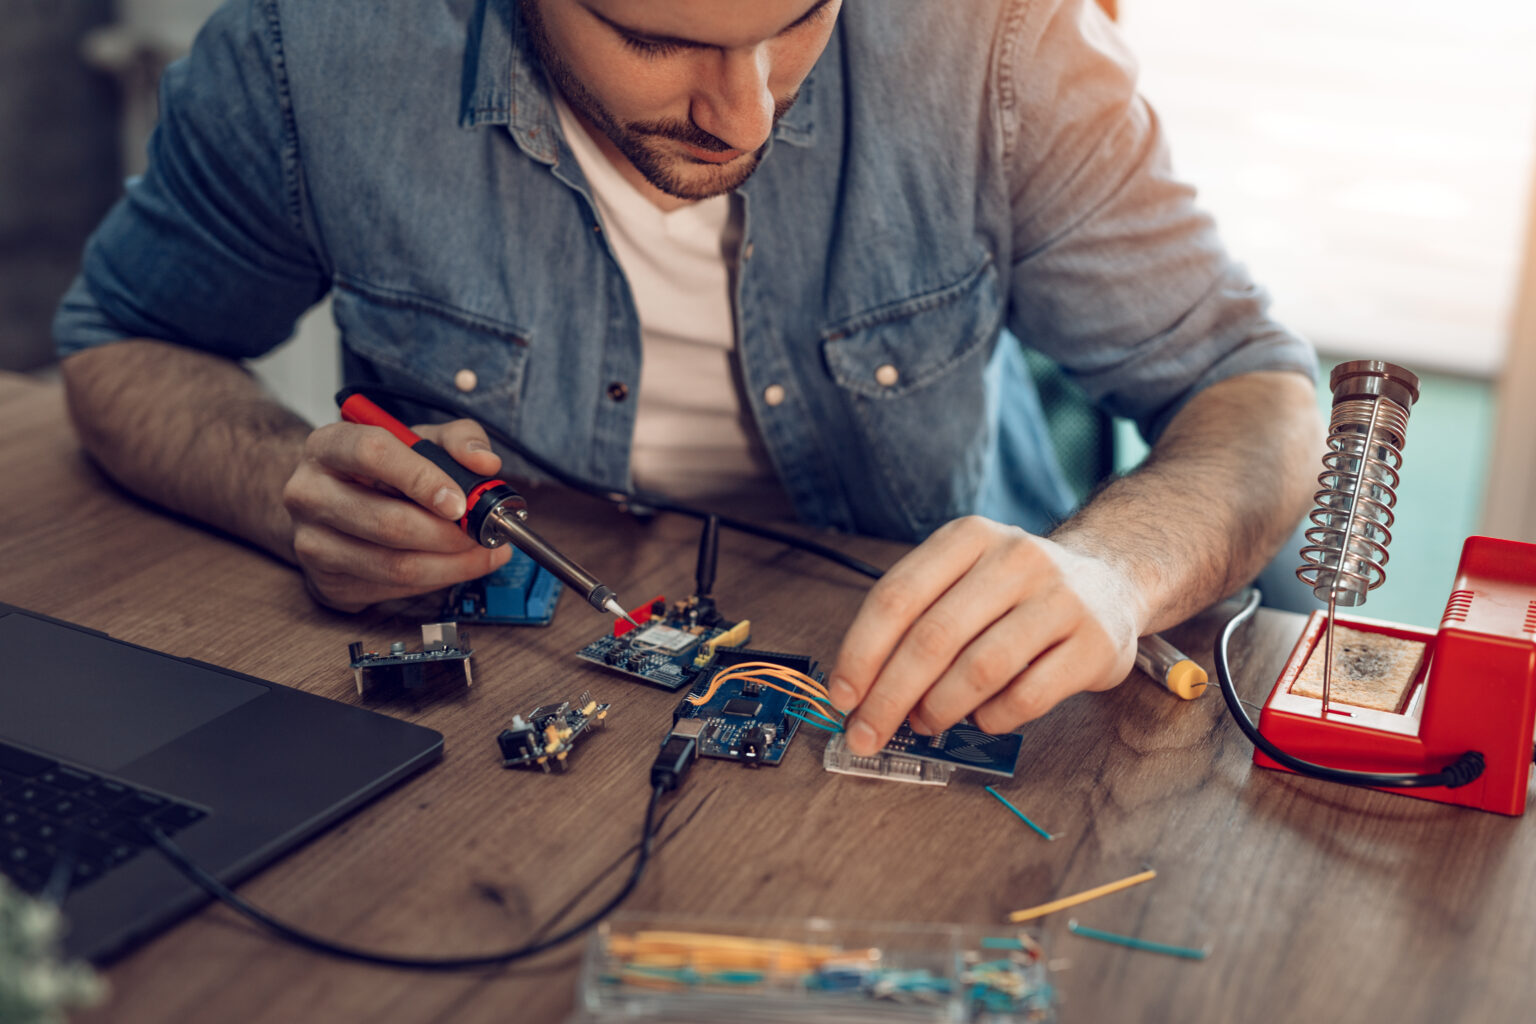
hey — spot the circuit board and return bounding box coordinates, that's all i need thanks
[882,721,1024,776]
[443,548,563,626]
[348,623,472,698]
[673,648,822,766]
[576,595,751,691]
[824,720,1024,786]
[498,693,610,771]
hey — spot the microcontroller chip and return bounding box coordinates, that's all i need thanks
[630,623,699,653]
[722,698,762,717]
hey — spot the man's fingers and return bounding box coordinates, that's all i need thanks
[826,517,995,714]
[415,419,501,478]
[295,520,512,609]
[840,550,1060,753]
[285,470,479,553]
[910,598,1076,737]
[306,422,471,522]
[970,632,1122,734]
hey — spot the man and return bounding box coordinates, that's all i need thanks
[54,0,1322,759]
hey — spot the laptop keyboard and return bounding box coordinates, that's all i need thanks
[0,740,206,899]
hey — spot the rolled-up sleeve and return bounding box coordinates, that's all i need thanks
[54,0,328,360]
[999,0,1317,442]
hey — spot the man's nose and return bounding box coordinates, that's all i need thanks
[690,47,775,153]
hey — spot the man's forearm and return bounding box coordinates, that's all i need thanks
[1051,370,1324,634]
[61,340,311,562]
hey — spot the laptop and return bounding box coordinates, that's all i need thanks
[0,602,443,962]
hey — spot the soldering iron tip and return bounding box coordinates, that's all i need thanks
[604,597,640,627]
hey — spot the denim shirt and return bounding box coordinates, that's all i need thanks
[54,0,1316,543]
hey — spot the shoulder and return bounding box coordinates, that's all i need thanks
[833,1,1121,136]
[838,0,1014,70]
[197,0,478,100]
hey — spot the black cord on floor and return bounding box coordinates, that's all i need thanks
[145,783,668,971]
[1214,589,1484,790]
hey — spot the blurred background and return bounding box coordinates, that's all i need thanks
[3,0,1535,626]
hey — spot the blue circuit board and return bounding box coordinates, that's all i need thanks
[672,648,822,766]
[880,721,1024,777]
[443,548,563,626]
[576,596,747,691]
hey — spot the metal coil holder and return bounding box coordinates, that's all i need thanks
[1297,361,1420,606]
[1295,360,1420,716]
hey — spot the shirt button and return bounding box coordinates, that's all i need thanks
[454,369,478,393]
[607,381,629,401]
[763,384,786,407]
[874,364,900,388]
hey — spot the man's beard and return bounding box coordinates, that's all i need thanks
[521,0,797,201]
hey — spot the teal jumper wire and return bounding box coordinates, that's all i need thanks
[984,785,1055,841]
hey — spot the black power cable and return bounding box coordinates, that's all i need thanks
[1213,589,1485,790]
[144,784,667,971]
[333,383,886,582]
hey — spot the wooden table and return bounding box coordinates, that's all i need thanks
[2,372,1531,1023]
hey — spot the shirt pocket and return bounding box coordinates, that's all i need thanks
[821,255,1003,537]
[331,277,533,427]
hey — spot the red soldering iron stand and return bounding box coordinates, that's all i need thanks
[1256,536,1536,816]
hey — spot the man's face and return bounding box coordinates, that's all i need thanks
[522,0,842,201]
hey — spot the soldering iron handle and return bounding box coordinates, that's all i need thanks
[339,394,501,499]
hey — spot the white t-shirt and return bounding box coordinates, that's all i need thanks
[554,97,793,518]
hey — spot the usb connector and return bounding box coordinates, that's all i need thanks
[651,719,703,792]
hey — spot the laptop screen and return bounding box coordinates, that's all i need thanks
[0,612,266,772]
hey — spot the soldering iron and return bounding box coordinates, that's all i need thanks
[335,389,638,626]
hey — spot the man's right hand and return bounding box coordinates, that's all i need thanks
[281,418,514,611]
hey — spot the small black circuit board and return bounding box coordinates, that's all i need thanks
[576,595,750,691]
[881,721,1024,778]
[672,647,822,766]
[498,693,611,771]
[348,623,472,698]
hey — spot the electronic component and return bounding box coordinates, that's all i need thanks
[442,548,563,625]
[671,647,823,766]
[822,733,954,786]
[348,623,472,698]
[823,721,1024,786]
[577,594,752,691]
[497,693,610,771]
[722,698,762,717]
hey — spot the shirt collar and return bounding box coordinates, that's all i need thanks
[458,0,821,160]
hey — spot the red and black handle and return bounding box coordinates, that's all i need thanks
[338,393,527,546]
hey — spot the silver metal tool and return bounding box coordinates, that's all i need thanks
[1295,359,1420,716]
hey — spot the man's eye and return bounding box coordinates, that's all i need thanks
[620,34,680,59]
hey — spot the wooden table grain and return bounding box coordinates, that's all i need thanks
[2,372,1531,1024]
